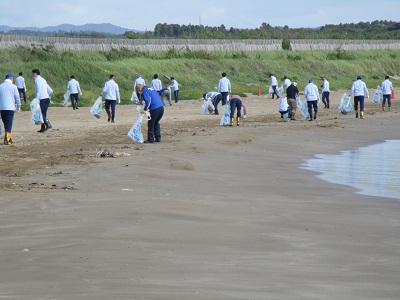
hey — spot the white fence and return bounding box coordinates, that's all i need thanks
[290,39,400,51]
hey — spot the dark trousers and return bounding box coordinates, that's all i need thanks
[173,90,179,103]
[40,98,50,120]
[354,96,365,111]
[271,85,280,99]
[230,98,242,118]
[382,94,391,107]
[307,100,318,116]
[220,92,229,105]
[213,94,223,114]
[105,100,116,120]
[148,106,164,143]
[18,88,26,103]
[0,110,14,132]
[322,91,330,108]
[70,93,79,108]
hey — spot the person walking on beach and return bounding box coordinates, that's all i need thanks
[170,77,179,103]
[15,72,27,103]
[321,75,330,108]
[304,78,320,121]
[134,74,145,104]
[32,69,53,132]
[286,81,299,120]
[0,73,21,145]
[67,75,82,110]
[100,74,120,123]
[269,74,280,99]
[283,76,291,92]
[136,84,164,143]
[203,91,222,115]
[218,72,231,106]
[350,75,369,119]
[380,75,394,111]
[229,94,246,126]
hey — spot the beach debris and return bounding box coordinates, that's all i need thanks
[96,149,131,158]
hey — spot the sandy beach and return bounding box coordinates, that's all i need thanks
[1,91,400,299]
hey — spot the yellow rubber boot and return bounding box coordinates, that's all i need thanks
[237,117,241,126]
[230,118,234,126]
[360,111,364,119]
[8,133,13,144]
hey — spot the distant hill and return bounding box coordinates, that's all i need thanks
[0,23,141,35]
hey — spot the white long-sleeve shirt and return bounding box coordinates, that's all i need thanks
[34,75,53,100]
[67,78,81,94]
[15,76,26,90]
[321,80,330,93]
[0,79,21,110]
[101,79,120,102]
[205,92,221,100]
[350,80,369,97]
[218,77,231,93]
[270,75,278,86]
[170,79,179,91]
[151,78,162,91]
[304,83,320,101]
[283,78,291,89]
[380,79,393,95]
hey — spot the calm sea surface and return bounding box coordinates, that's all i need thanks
[302,140,400,200]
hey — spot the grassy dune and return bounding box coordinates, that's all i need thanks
[0,47,399,109]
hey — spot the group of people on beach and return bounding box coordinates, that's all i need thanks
[273,74,394,121]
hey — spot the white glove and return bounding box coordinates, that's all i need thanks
[118,99,121,104]
[80,92,82,96]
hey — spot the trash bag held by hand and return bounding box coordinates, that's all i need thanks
[90,96,102,119]
[268,86,274,94]
[372,86,383,104]
[220,104,231,126]
[30,98,43,125]
[296,96,310,120]
[338,93,353,114]
[202,98,214,114]
[127,113,144,143]
[63,90,70,106]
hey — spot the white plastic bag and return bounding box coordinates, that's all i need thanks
[90,96,102,119]
[127,113,144,143]
[131,91,139,104]
[338,93,353,114]
[63,90,70,106]
[220,104,231,126]
[277,85,284,96]
[202,98,214,114]
[30,98,43,125]
[295,96,310,120]
[372,86,383,104]
[268,86,274,94]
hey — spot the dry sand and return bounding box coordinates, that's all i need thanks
[1,91,400,299]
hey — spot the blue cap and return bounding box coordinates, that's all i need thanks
[5,73,13,79]
[357,75,362,79]
[137,74,141,78]
[321,75,326,79]
[309,78,314,83]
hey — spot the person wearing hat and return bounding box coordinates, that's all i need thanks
[380,75,394,111]
[350,75,369,119]
[136,83,164,143]
[32,69,53,132]
[133,74,146,104]
[321,75,330,108]
[286,81,299,120]
[15,72,27,103]
[0,73,21,144]
[304,78,320,121]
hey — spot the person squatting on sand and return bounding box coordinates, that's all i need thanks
[0,73,21,145]
[229,94,246,126]
[203,91,222,115]
[100,74,120,123]
[380,75,394,111]
[286,81,299,120]
[32,68,53,132]
[67,75,82,110]
[350,75,369,119]
[136,84,164,143]
[304,78,320,121]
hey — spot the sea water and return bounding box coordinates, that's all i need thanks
[302,140,400,200]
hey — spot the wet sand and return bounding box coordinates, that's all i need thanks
[1,91,400,299]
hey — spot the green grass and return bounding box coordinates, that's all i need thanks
[1,47,400,108]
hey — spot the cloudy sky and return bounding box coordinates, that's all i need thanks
[1,0,399,31]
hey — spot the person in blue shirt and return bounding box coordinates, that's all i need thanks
[136,84,164,143]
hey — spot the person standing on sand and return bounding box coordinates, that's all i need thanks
[218,72,231,106]
[0,73,20,145]
[32,68,53,132]
[283,76,291,91]
[321,75,330,108]
[170,77,179,103]
[229,94,246,126]
[67,75,82,110]
[269,73,280,99]
[304,78,320,121]
[286,81,299,120]
[380,75,394,111]
[100,74,120,123]
[136,84,164,143]
[15,72,27,103]
[350,75,369,119]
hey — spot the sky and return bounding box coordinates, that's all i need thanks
[1,0,399,32]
